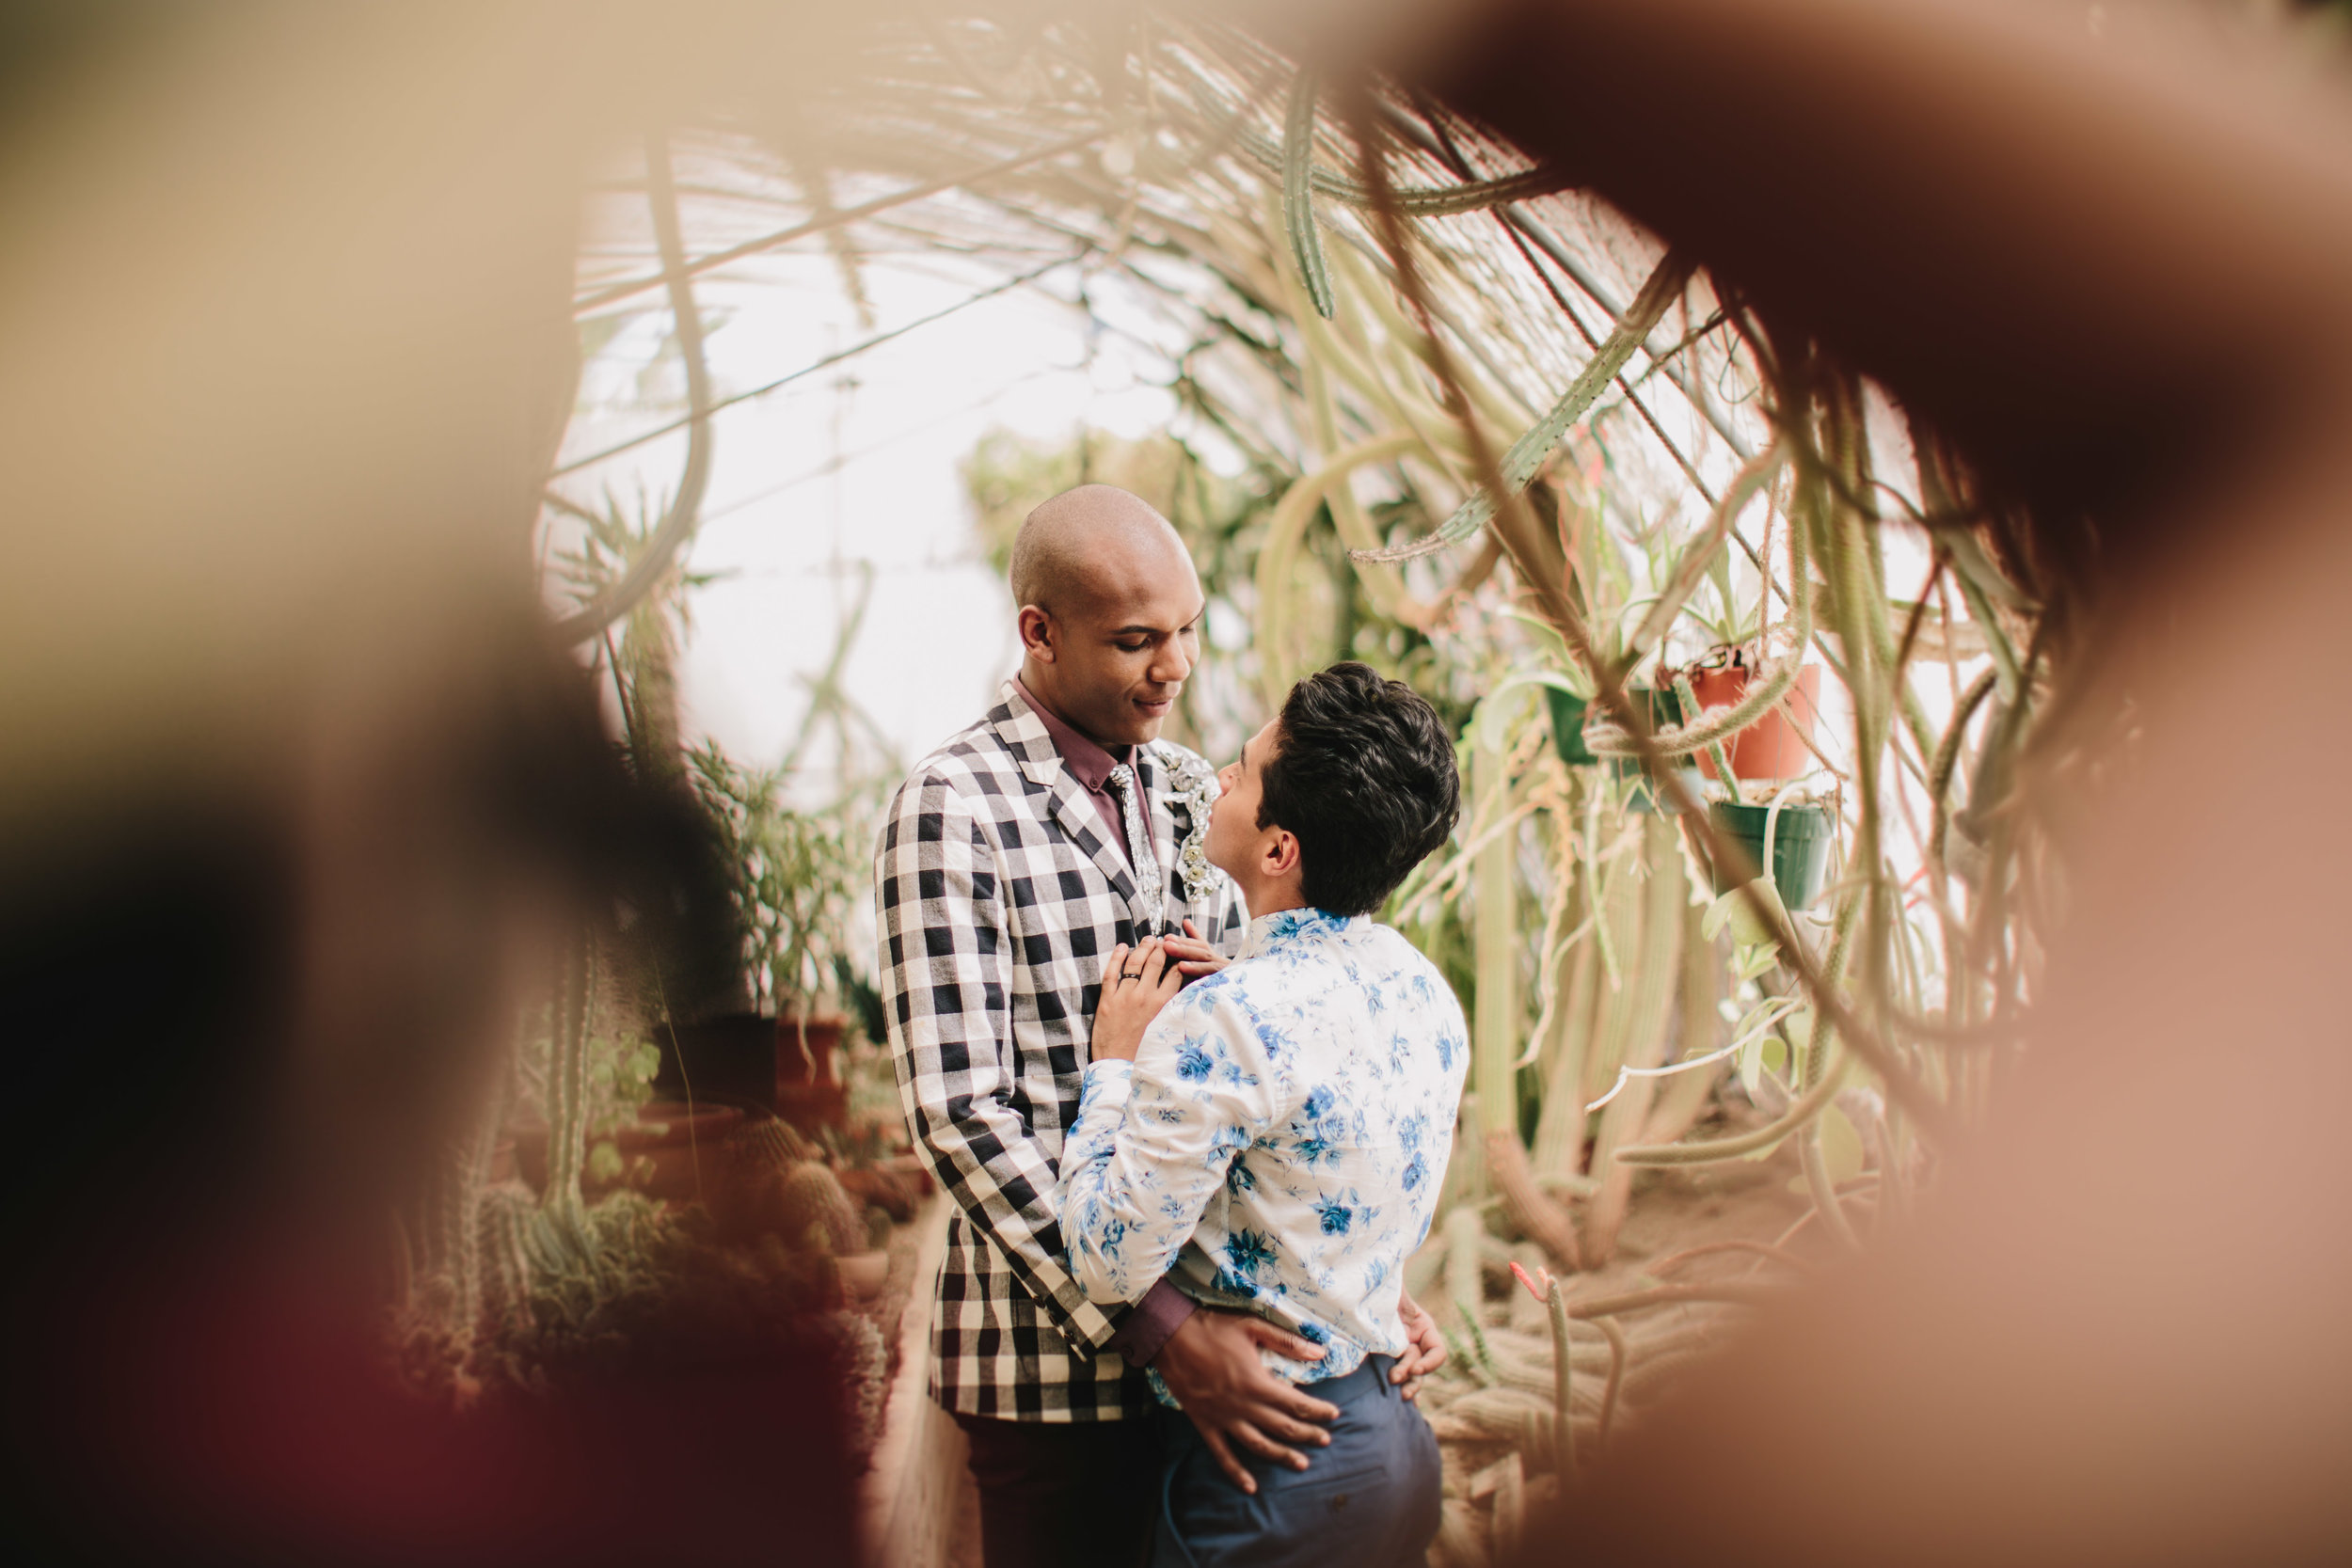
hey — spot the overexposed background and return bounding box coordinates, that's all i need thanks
[557,227,1198,807]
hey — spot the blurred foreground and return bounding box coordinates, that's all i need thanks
[6,3,2352,1564]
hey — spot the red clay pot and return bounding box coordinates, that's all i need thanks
[512,1100,745,1205]
[1688,661,1824,781]
[654,1014,779,1114]
[612,1101,746,1204]
[775,1015,848,1134]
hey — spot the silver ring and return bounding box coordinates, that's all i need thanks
[1120,969,1142,980]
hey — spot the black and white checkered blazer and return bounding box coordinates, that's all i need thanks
[876,680,1246,1421]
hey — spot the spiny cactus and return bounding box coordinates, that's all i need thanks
[780,1162,866,1256]
[478,1181,538,1338]
[730,1114,816,1176]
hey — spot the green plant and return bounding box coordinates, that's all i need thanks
[528,21,2069,1543]
[687,740,865,1022]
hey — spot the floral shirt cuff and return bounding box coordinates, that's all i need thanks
[1078,1057,1135,1110]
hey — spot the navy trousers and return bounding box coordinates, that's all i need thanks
[1151,1354,1442,1568]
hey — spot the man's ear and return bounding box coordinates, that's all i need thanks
[1018,605,1056,662]
[1263,829,1301,881]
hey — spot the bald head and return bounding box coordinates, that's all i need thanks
[1009,484,1204,747]
[1009,484,1188,618]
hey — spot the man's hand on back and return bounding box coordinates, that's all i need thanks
[1389,1288,1447,1401]
[1152,1309,1338,1494]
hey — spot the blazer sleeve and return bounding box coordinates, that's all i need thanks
[875,768,1121,1355]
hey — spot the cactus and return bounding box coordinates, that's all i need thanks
[544,933,595,1241]
[478,1182,538,1338]
[1579,813,1686,1264]
[780,1161,866,1256]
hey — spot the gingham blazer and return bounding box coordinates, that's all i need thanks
[876,680,1246,1420]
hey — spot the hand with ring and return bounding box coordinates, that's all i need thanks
[1090,938,1185,1064]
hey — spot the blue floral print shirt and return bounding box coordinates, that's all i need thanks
[1057,908,1470,1386]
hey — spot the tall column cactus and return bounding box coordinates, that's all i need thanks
[1580,812,1685,1263]
[544,932,595,1244]
[1470,736,1518,1152]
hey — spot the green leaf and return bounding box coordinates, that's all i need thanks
[1702,887,1740,943]
[1733,942,1781,982]
[1710,878,1788,948]
[1472,679,1545,752]
[1760,1037,1788,1076]
[586,1139,624,1183]
[1505,611,1585,687]
[1739,1031,1766,1097]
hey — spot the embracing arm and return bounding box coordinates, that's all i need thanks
[876,771,1120,1355]
[1057,976,1278,1307]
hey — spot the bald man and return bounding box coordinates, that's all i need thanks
[876,487,1342,1568]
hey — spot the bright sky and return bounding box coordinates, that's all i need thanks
[557,245,1184,807]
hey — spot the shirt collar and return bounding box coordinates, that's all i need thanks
[1238,906,1359,958]
[1015,676,1131,791]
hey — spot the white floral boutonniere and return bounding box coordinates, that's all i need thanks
[1162,750,1222,907]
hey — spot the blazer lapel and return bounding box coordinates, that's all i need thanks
[990,681,1148,927]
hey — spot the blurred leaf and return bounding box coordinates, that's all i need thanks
[1505,610,1584,687]
[586,1139,624,1184]
[1707,879,1788,947]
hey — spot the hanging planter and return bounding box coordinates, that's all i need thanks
[1706,799,1833,911]
[1588,689,1704,813]
[1544,687,1595,766]
[1683,651,1824,781]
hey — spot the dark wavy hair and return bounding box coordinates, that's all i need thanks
[1258,662,1461,916]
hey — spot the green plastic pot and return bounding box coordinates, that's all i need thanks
[1549,686,1704,810]
[1544,687,1595,766]
[1707,800,1832,911]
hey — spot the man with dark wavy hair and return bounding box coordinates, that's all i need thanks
[1061,661,1467,1567]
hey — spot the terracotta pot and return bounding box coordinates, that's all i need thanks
[775,1014,848,1133]
[654,1013,780,1113]
[1687,662,1824,781]
[511,1100,745,1204]
[611,1101,746,1204]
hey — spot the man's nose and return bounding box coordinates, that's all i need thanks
[1151,637,1192,687]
